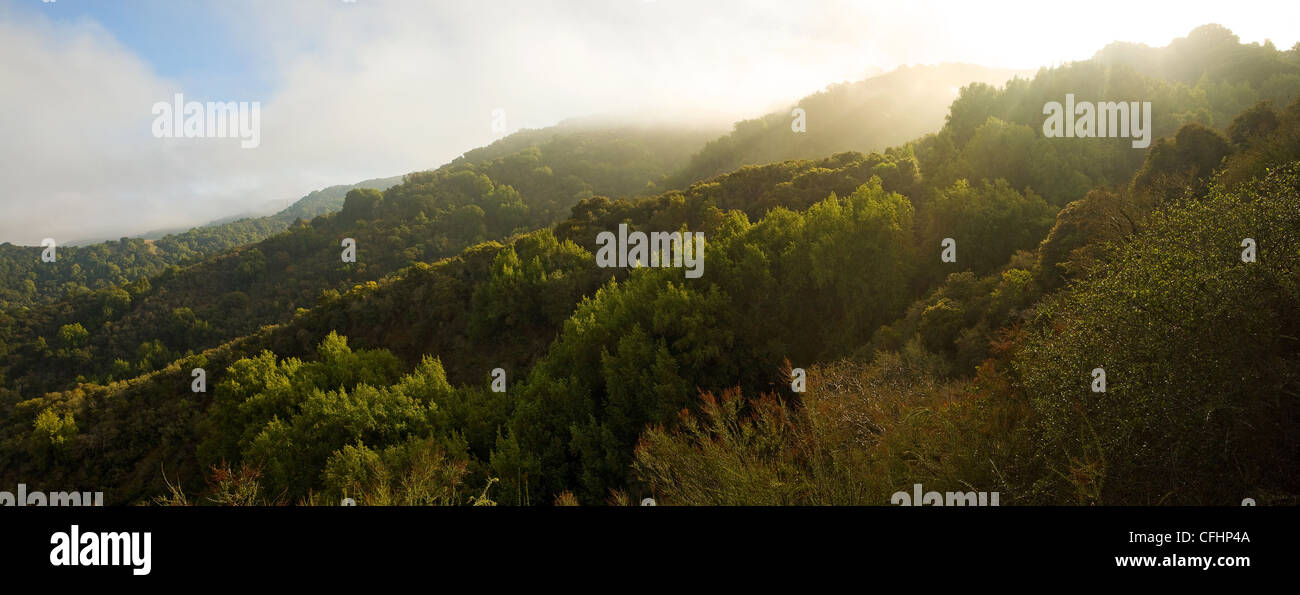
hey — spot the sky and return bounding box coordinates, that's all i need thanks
[1,0,1298,244]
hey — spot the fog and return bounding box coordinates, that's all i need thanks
[1,0,1297,244]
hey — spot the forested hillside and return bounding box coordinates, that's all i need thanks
[0,176,402,311]
[1,25,1297,507]
[0,125,716,398]
[0,120,719,314]
[667,63,1031,186]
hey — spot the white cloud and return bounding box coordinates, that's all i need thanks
[2,0,1298,244]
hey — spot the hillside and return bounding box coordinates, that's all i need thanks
[666,63,1033,186]
[1,25,1298,507]
[0,176,403,311]
[0,125,718,397]
[271,176,406,222]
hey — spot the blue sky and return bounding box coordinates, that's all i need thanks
[10,0,272,100]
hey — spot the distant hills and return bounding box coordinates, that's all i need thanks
[667,63,1034,186]
[271,176,406,223]
[0,176,403,309]
[5,25,1299,506]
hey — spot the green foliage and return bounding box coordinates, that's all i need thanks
[321,438,476,506]
[197,332,440,498]
[507,178,920,500]
[29,408,78,466]
[918,179,1056,281]
[1015,166,1300,504]
[916,31,1300,207]
[1131,123,1232,201]
[1219,95,1300,188]
[57,323,88,348]
[668,64,1031,186]
[6,25,1300,507]
[1229,101,1281,148]
[0,176,402,312]
[0,126,711,398]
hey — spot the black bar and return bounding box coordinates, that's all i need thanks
[2,506,1286,584]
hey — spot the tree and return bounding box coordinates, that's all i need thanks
[1016,165,1300,504]
[57,323,88,348]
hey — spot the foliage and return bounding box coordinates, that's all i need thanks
[4,26,1299,507]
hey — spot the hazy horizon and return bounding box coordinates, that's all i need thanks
[2,0,1298,244]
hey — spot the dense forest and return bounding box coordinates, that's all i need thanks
[0,126,715,394]
[1,24,1297,506]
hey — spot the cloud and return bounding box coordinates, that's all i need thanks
[0,14,188,244]
[2,0,1298,244]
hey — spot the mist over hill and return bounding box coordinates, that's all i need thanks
[668,63,1034,186]
[1,24,1298,510]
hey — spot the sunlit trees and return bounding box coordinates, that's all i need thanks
[1016,165,1300,503]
